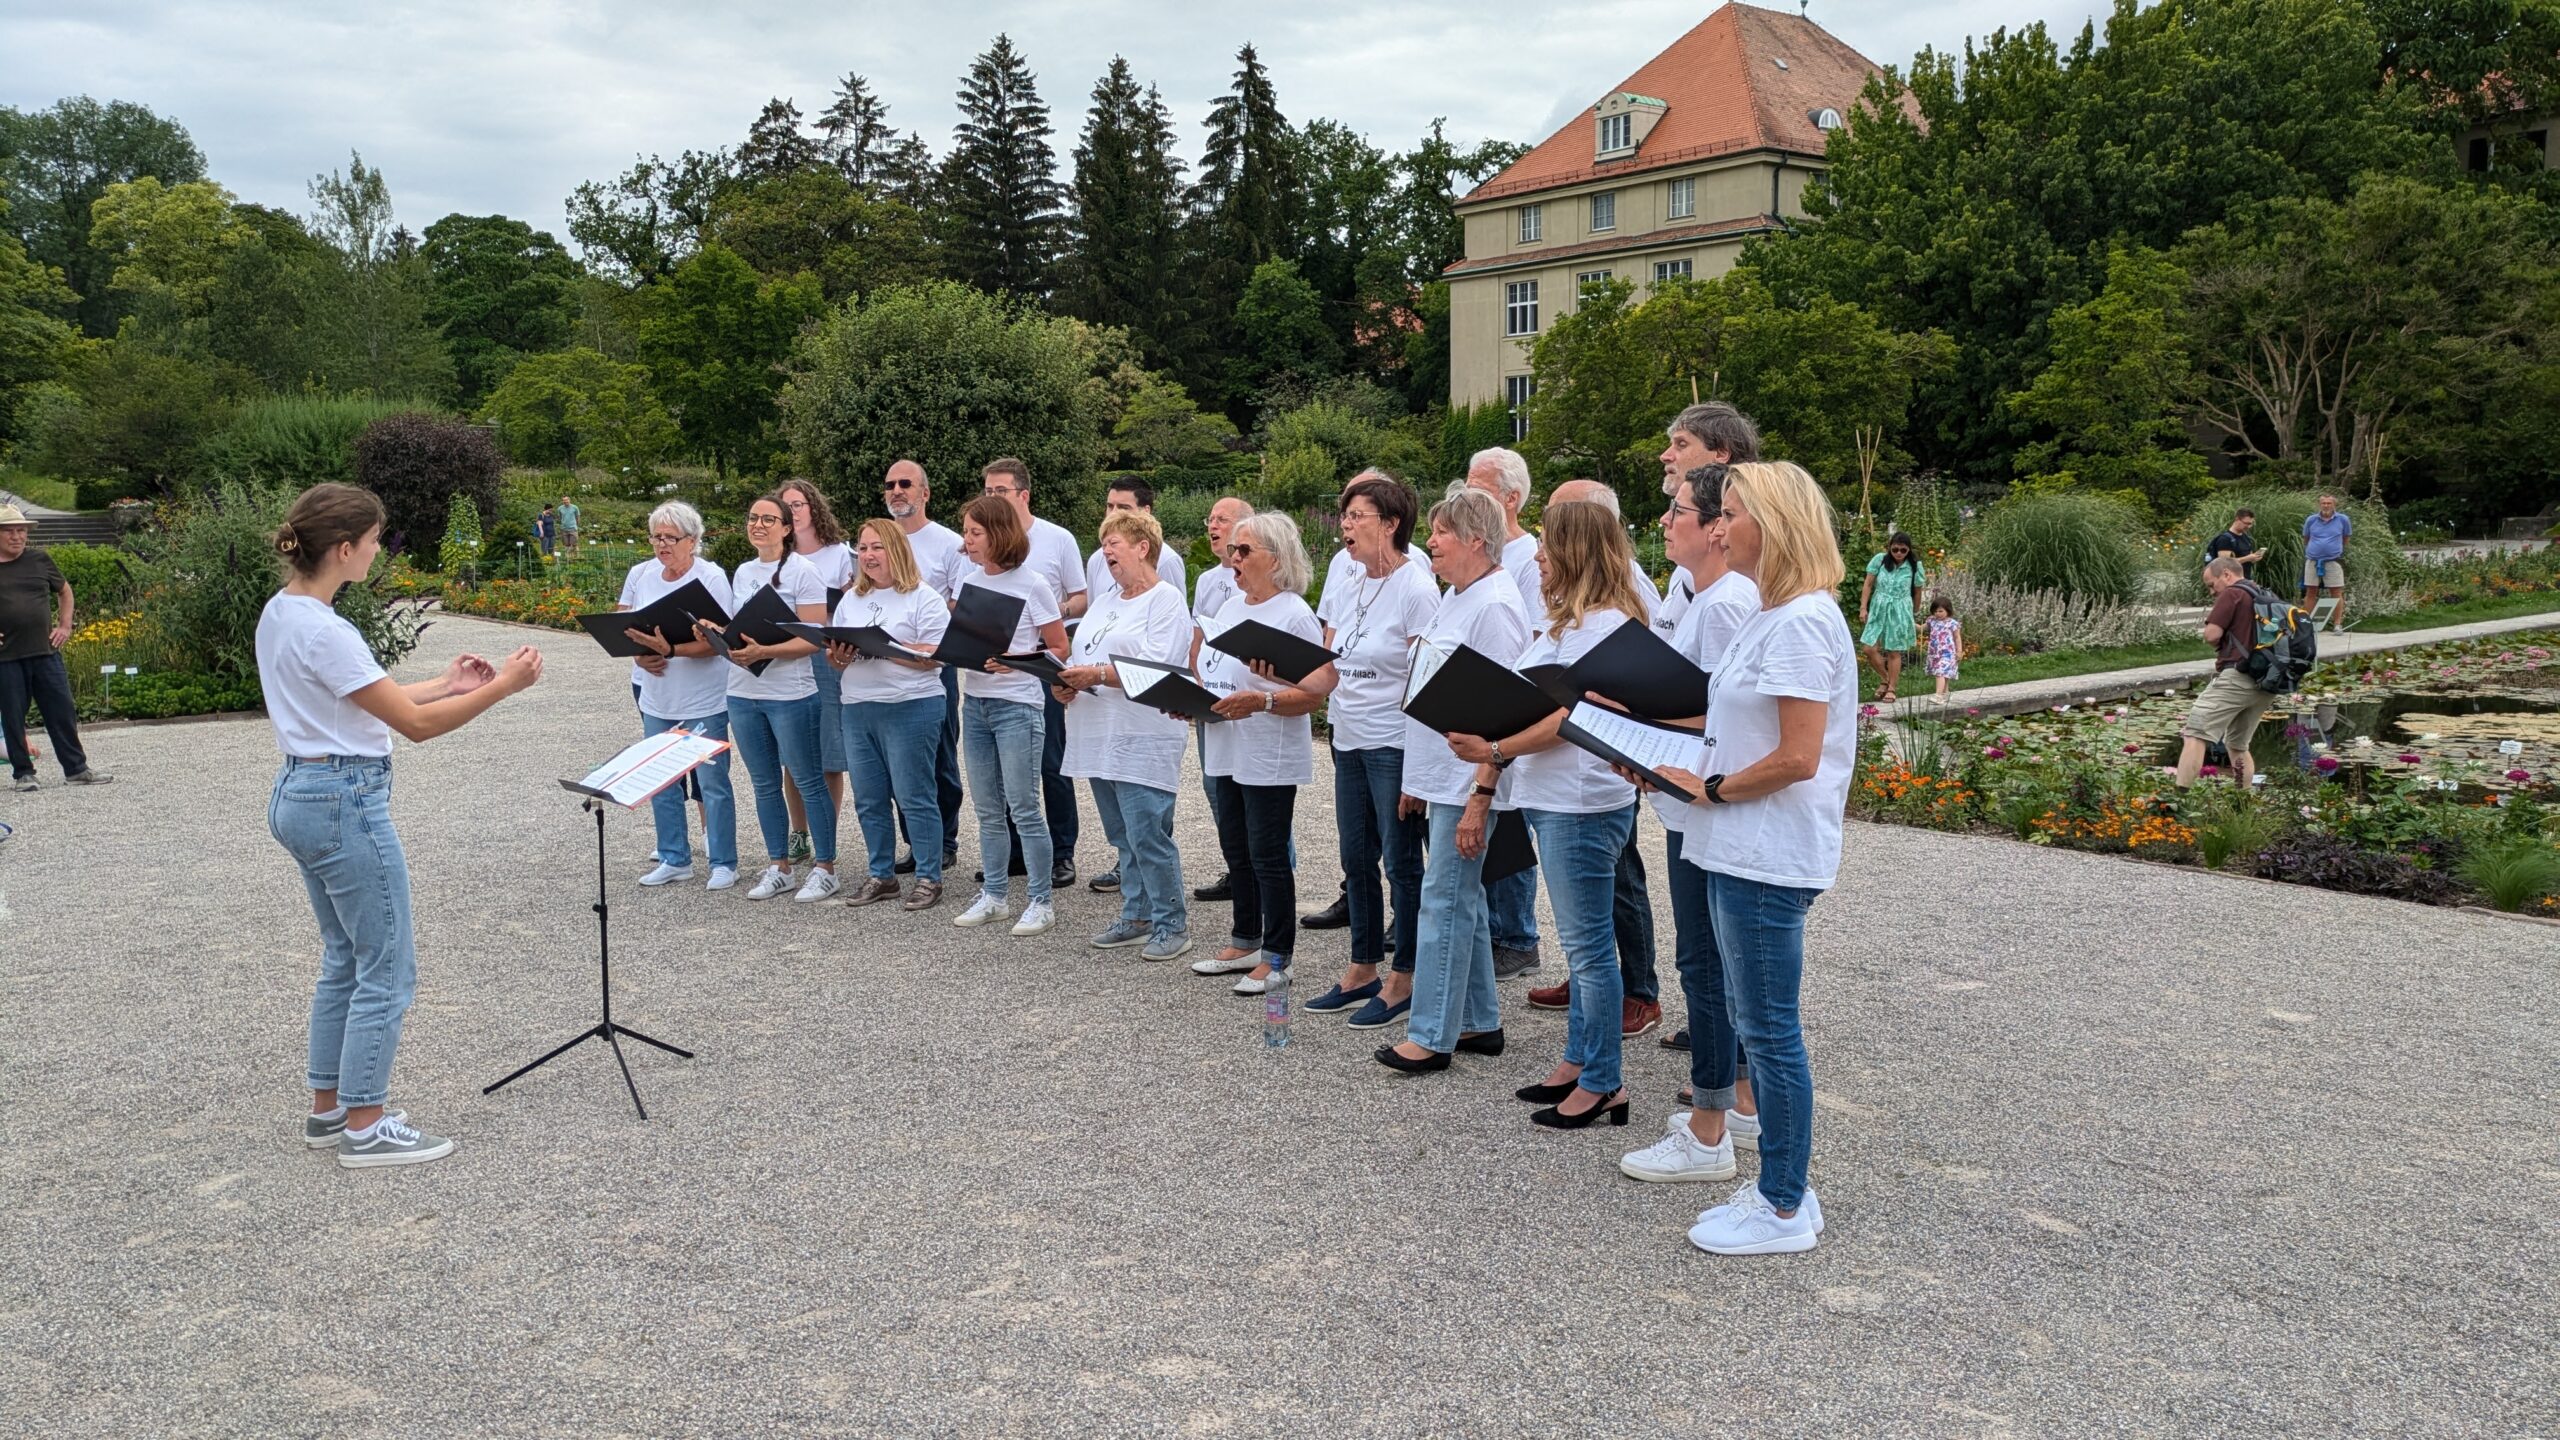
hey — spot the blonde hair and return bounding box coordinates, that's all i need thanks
[1233,512,1311,596]
[852,518,922,595]
[1724,461,1844,608]
[1536,501,1648,635]
[1097,509,1165,566]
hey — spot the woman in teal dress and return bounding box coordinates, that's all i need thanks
[1857,532,1925,702]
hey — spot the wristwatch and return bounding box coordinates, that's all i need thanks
[1489,739,1512,769]
[1471,783,1498,799]
[1702,773,1729,805]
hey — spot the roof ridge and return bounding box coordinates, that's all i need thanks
[1721,4,1775,151]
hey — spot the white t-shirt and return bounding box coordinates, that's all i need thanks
[796,540,855,598]
[832,584,950,705]
[957,565,1062,706]
[725,553,826,702]
[1679,592,1859,891]
[1649,568,1757,830]
[1507,609,1641,815]
[1087,545,1184,605]
[1653,566,1697,636]
[1325,543,1431,599]
[618,556,737,721]
[1062,578,1194,791]
[902,520,967,601]
[1399,570,1532,808]
[1318,558,1438,752]
[256,592,393,758]
[1193,561,1240,628]
[1026,516,1086,611]
[1627,558,1664,617]
[1199,591,1321,786]
[1502,532,1542,630]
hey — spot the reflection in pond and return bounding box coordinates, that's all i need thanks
[2150,690,2560,778]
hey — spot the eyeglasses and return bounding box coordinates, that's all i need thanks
[648,532,688,546]
[882,478,917,490]
[1664,502,1702,522]
[745,513,784,528]
[1340,509,1380,524]
[784,497,809,509]
[982,484,1023,498]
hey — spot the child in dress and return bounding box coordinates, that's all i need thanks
[1924,597,1961,700]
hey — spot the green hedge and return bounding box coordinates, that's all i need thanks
[103,671,263,719]
[44,541,138,612]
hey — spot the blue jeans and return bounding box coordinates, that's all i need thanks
[1489,865,1540,953]
[1665,828,1744,1107]
[269,757,412,1108]
[897,665,965,862]
[1526,804,1636,1095]
[1406,801,1497,1052]
[1,651,88,779]
[642,709,736,871]
[1333,746,1424,971]
[1614,830,1660,1002]
[1707,869,1819,1212]
[808,653,848,772]
[1092,777,1185,941]
[966,696,1050,904]
[729,694,837,864]
[844,696,944,881]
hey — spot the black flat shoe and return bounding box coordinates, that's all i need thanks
[1455,1029,1506,1057]
[1302,895,1350,929]
[1530,1089,1631,1130]
[1193,873,1232,902]
[1515,1080,1576,1105]
[1373,1044,1450,1074]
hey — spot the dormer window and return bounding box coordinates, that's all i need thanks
[1592,93,1663,160]
[1809,107,1845,131]
[1599,113,1632,153]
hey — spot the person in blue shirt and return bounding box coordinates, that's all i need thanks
[2300,493,2353,630]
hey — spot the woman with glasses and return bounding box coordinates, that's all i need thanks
[1190,514,1336,997]
[1055,510,1198,962]
[619,501,739,890]
[1302,474,1436,1030]
[778,479,854,860]
[1856,530,1924,703]
[953,495,1072,936]
[826,519,952,911]
[696,494,840,903]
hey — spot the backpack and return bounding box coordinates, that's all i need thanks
[2235,581,2317,694]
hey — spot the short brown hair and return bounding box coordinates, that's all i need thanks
[273,483,386,578]
[981,458,1031,494]
[1342,474,1417,552]
[963,494,1029,569]
[1097,509,1165,566]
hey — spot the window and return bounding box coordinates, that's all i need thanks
[1505,375,1535,441]
[1599,113,1632,153]
[1590,191,1616,232]
[1504,280,1540,337]
[2468,137,2492,172]
[1576,269,1613,292]
[1808,107,1845,131]
[1653,258,1693,283]
[1666,177,1696,220]
[1518,205,1543,243]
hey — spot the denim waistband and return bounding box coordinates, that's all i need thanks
[282,754,391,773]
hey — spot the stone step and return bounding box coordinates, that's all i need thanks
[30,514,123,547]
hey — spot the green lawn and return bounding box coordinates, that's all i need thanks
[2345,589,2560,633]
[0,470,79,510]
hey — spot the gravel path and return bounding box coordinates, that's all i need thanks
[3,613,2553,1437]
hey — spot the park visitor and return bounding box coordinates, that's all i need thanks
[0,503,113,792]
[1857,531,1924,704]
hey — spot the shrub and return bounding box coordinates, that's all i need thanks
[1962,491,2147,604]
[2190,790,2283,870]
[706,530,754,575]
[353,412,504,562]
[129,483,427,681]
[2250,829,2465,904]
[1257,445,1341,513]
[2456,835,2560,912]
[105,670,264,719]
[204,395,408,491]
[43,541,139,612]
[1924,569,2173,654]
[2176,489,2401,607]
[438,492,486,578]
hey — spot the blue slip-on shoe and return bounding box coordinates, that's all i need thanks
[1304,979,1381,1015]
[1345,995,1413,1030]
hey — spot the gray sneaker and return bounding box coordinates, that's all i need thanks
[1141,931,1195,963]
[64,769,113,786]
[1091,919,1149,949]
[1493,945,1541,979]
[11,775,35,792]
[305,1107,404,1149]
[337,1113,455,1169]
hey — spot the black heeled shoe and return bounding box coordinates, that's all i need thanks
[1373,1044,1449,1074]
[1455,1029,1506,1057]
[1530,1089,1631,1130]
[1515,1080,1577,1104]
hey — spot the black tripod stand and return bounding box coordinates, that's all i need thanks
[485,783,694,1117]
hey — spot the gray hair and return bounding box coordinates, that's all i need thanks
[2205,556,2243,580]
[1234,511,1311,596]
[1549,478,1620,517]
[1670,402,1762,463]
[1428,483,1507,561]
[1466,447,1532,507]
[648,500,705,541]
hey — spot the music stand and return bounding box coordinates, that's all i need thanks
[483,777,698,1118]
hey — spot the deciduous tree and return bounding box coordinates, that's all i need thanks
[636,243,820,478]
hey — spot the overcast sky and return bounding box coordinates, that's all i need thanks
[4,0,2103,249]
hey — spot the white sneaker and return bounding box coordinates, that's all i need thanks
[1009,899,1055,936]
[639,862,695,887]
[793,869,840,903]
[1620,1121,1737,1184]
[746,864,794,900]
[1728,1108,1762,1152]
[1233,973,1269,995]
[954,892,1013,927]
[1687,1182,1819,1255]
[706,866,738,891]
[1191,950,1261,976]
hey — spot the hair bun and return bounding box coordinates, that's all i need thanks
[274,528,300,555]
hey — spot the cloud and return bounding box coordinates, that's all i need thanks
[2,0,2103,248]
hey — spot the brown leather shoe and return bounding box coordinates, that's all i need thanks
[1526,982,1569,1011]
[901,878,944,911]
[842,875,901,908]
[1620,998,1662,1037]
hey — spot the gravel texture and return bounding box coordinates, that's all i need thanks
[2,613,2554,1438]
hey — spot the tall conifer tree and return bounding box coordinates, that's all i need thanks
[941,33,1064,298]
[1062,58,1188,366]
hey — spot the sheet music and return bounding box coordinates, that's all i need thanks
[1567,701,1701,775]
[577,730,732,808]
[1117,657,1182,698]
[1405,639,1451,703]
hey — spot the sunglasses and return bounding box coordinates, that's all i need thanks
[882,478,916,490]
[1227,544,1258,559]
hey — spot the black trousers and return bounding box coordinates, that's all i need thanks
[1,652,88,780]
[1613,827,1660,1002]
[1005,683,1078,870]
[1208,775,1297,961]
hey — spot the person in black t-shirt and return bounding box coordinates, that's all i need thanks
[2203,508,2266,583]
[0,504,112,790]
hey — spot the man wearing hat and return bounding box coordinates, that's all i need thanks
[0,503,111,792]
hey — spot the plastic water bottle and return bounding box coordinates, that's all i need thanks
[1262,958,1292,1048]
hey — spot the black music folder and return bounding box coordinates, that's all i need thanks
[1402,642,1560,740]
[575,579,730,658]
[776,621,927,662]
[1531,621,1712,722]
[700,585,799,676]
[932,586,1028,671]
[1482,809,1536,884]
[1206,618,1337,684]
[1115,655,1228,723]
